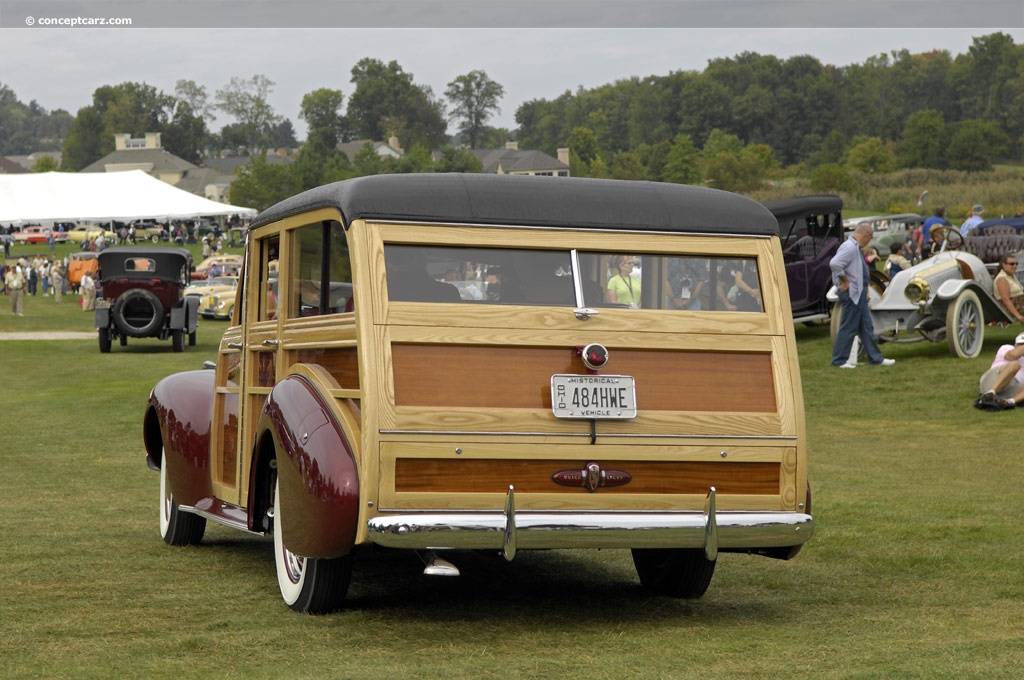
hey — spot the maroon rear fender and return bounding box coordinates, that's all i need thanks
[257,374,359,559]
[145,369,215,506]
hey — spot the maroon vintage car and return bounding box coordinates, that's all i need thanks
[94,247,200,352]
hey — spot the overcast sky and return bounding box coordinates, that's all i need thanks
[0,1,1021,139]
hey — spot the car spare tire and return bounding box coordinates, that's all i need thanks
[112,288,165,337]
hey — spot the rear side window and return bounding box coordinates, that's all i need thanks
[290,221,352,317]
[384,245,762,312]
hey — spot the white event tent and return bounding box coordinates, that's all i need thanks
[0,170,257,225]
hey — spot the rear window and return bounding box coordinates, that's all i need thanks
[384,245,762,312]
[125,258,156,272]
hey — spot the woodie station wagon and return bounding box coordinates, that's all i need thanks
[144,173,814,612]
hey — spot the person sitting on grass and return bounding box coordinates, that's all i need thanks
[975,332,1024,411]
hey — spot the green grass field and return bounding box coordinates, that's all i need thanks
[2,290,1022,679]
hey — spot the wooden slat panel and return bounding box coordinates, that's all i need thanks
[392,345,776,412]
[294,347,360,390]
[218,402,238,486]
[395,458,779,495]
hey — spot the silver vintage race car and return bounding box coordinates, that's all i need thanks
[828,226,1018,358]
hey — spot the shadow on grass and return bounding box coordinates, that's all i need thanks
[189,532,787,625]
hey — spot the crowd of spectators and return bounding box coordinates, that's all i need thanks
[1,254,69,315]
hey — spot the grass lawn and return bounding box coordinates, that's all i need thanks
[1,293,1022,678]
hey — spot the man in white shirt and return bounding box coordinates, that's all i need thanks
[829,222,895,368]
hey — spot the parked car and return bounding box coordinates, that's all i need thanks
[65,224,116,244]
[763,194,845,324]
[13,225,67,244]
[184,275,238,298]
[95,247,200,353]
[66,251,99,291]
[143,173,814,613]
[130,221,169,243]
[191,254,243,280]
[197,278,240,320]
[828,226,1013,358]
[843,213,925,258]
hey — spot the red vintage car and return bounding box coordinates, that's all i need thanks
[13,226,68,244]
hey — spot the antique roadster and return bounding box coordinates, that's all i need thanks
[95,247,200,353]
[828,227,1016,358]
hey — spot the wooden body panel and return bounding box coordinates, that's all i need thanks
[352,220,808,528]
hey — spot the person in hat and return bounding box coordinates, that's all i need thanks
[918,206,949,257]
[975,332,1024,410]
[960,204,985,237]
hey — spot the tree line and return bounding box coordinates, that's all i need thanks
[0,33,1020,203]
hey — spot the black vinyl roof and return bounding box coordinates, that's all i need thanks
[761,195,843,220]
[97,246,193,278]
[252,173,777,236]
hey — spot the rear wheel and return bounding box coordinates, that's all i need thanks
[273,475,352,613]
[946,289,984,358]
[159,455,206,546]
[119,334,128,346]
[188,330,197,346]
[632,548,716,598]
[98,327,111,353]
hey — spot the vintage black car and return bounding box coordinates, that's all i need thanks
[95,247,199,352]
[762,195,846,324]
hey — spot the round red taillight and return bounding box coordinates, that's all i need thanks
[581,343,609,370]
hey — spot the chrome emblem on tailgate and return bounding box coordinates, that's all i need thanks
[552,461,632,492]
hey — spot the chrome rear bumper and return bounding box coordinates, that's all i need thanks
[366,487,813,561]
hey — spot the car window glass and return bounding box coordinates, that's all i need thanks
[256,235,279,322]
[577,252,763,312]
[385,245,574,305]
[383,245,761,313]
[124,257,156,272]
[289,221,352,318]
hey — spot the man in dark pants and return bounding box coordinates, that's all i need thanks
[829,222,895,369]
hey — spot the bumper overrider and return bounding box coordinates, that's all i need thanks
[367,486,813,561]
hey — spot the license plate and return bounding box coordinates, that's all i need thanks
[550,374,637,419]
